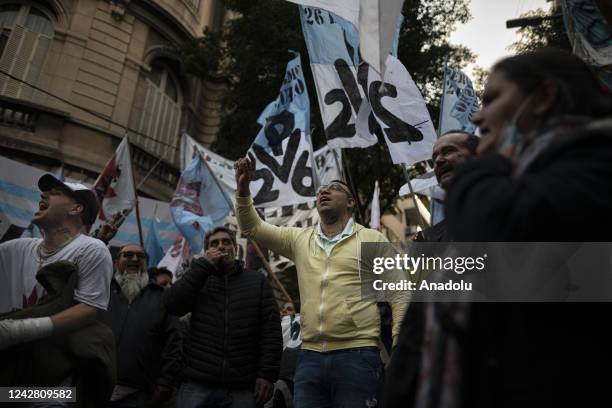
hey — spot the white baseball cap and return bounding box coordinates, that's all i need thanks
[38,174,99,225]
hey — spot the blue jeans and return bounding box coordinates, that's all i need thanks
[176,381,255,408]
[294,347,383,408]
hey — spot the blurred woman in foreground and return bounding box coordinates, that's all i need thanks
[444,49,612,407]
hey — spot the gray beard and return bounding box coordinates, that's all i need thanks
[115,271,149,302]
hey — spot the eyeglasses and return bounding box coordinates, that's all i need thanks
[316,182,351,196]
[120,251,147,260]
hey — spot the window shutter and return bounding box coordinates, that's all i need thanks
[21,31,50,100]
[0,24,51,100]
[138,79,181,161]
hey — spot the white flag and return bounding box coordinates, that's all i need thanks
[370,180,381,230]
[158,234,190,280]
[358,0,405,75]
[92,136,136,222]
[314,145,343,186]
[399,170,445,201]
[358,55,437,165]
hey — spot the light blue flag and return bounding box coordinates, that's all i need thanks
[170,154,233,254]
[21,165,65,239]
[249,51,317,208]
[144,217,165,267]
[439,67,480,135]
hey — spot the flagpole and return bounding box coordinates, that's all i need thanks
[136,155,165,190]
[437,59,449,137]
[402,164,426,230]
[198,148,293,302]
[250,239,293,303]
[125,134,145,248]
[341,153,365,224]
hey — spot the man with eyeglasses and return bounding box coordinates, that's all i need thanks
[234,154,409,408]
[164,227,282,408]
[98,244,181,407]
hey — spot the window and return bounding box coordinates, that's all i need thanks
[137,60,182,159]
[0,3,54,100]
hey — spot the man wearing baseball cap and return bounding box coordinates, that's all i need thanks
[0,173,113,350]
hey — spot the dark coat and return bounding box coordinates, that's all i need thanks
[443,118,612,407]
[97,280,181,391]
[163,259,282,389]
[382,222,445,408]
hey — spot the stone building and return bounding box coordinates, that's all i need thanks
[0,0,226,199]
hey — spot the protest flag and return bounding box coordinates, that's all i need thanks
[170,153,233,254]
[248,51,318,208]
[439,66,480,135]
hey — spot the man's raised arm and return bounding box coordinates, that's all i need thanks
[234,153,299,260]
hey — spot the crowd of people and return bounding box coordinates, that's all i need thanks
[1,47,611,407]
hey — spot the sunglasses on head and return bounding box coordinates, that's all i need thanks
[316,182,352,196]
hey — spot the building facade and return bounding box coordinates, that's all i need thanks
[0,0,226,199]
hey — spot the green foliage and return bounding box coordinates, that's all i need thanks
[510,8,571,54]
[471,65,489,96]
[177,0,474,222]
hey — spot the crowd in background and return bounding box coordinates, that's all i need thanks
[1,43,612,408]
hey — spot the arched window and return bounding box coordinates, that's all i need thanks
[136,60,182,158]
[0,2,54,100]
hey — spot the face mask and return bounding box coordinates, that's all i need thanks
[495,90,541,161]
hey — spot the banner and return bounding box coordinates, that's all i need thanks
[170,154,233,254]
[249,51,317,208]
[181,134,237,202]
[93,136,136,223]
[109,197,178,251]
[300,6,377,149]
[440,67,480,135]
[300,6,436,164]
[144,216,165,267]
[288,0,359,26]
[288,0,404,75]
[158,234,190,280]
[0,156,47,241]
[561,0,612,67]
[314,145,343,186]
[357,55,437,164]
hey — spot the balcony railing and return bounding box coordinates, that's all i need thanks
[0,95,59,132]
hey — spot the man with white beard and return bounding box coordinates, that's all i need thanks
[98,244,181,407]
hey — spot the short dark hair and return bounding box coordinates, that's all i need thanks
[440,130,480,155]
[204,226,237,250]
[328,179,354,198]
[148,267,173,281]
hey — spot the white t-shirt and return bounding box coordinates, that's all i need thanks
[0,234,113,313]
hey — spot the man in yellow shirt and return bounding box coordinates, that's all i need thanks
[234,154,408,408]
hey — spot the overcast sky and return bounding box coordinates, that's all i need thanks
[450,0,552,77]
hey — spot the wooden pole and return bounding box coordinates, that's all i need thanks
[251,239,293,303]
[402,164,427,230]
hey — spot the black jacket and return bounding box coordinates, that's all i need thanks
[98,280,181,392]
[163,259,282,389]
[443,118,612,407]
[382,222,446,408]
